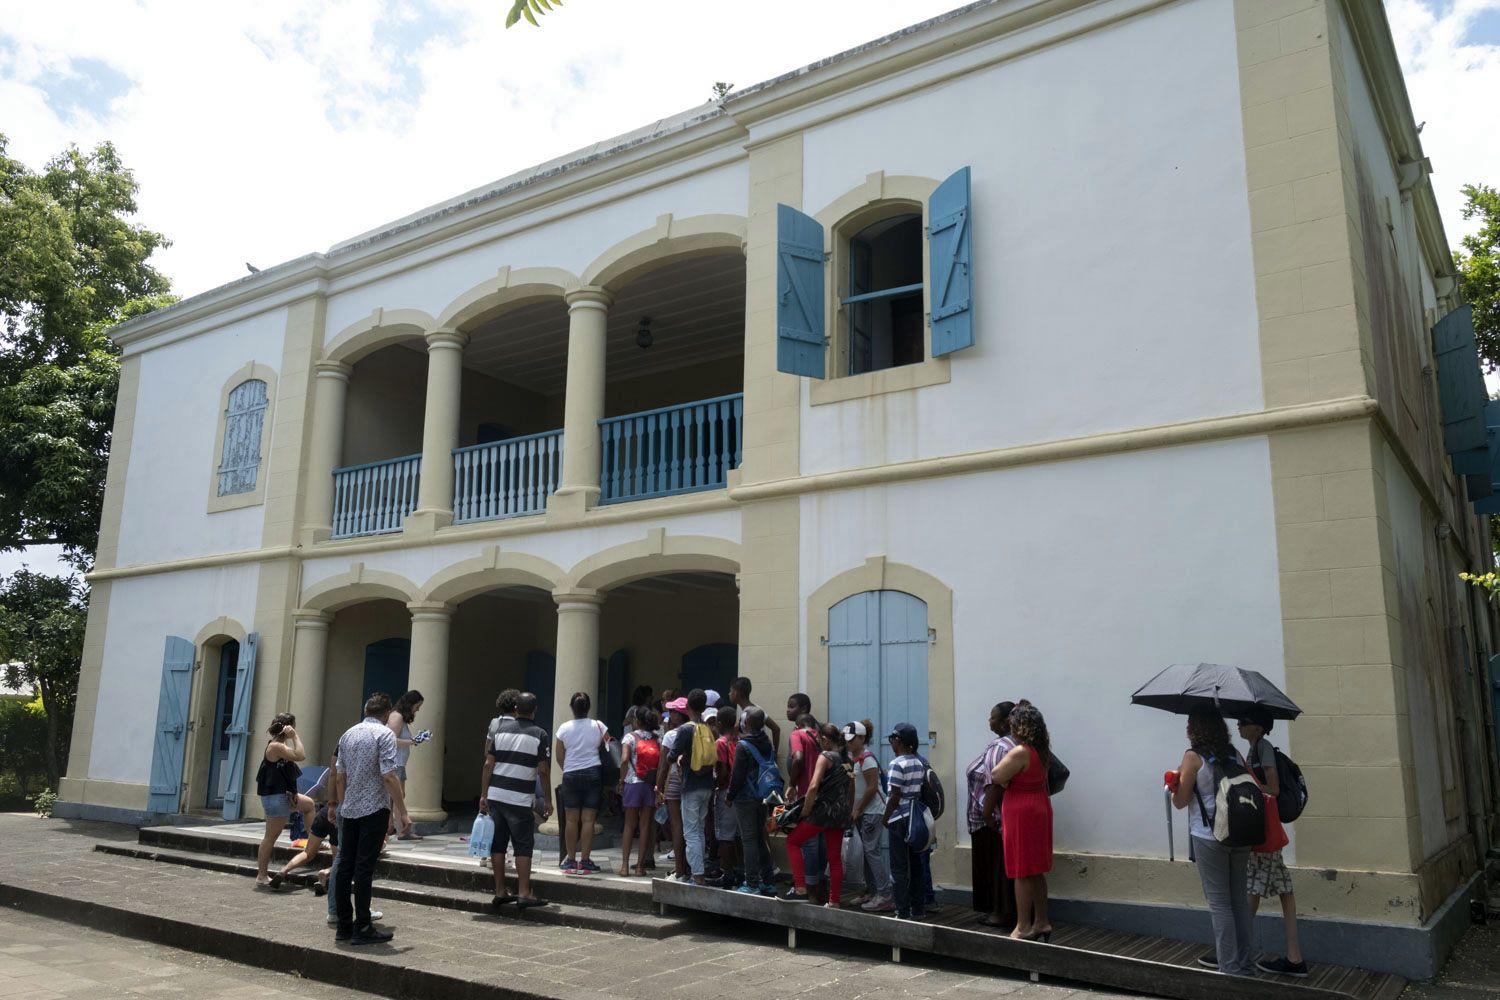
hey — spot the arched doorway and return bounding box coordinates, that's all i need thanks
[205,639,241,808]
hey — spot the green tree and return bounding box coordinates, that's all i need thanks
[507,0,562,27]
[1454,183,1500,371]
[0,134,172,568]
[0,570,87,789]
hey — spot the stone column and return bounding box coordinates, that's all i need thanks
[409,329,468,533]
[550,288,611,518]
[287,610,333,762]
[404,602,454,823]
[302,362,351,544]
[551,590,603,736]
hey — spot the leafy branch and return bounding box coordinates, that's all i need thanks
[506,0,562,28]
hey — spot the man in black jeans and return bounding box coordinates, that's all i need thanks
[332,692,408,945]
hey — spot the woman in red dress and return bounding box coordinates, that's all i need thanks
[991,704,1054,941]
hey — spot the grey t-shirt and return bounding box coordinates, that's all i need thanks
[1249,738,1276,783]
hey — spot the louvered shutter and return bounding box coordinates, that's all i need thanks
[220,632,258,820]
[218,379,269,496]
[147,636,196,814]
[776,204,827,378]
[1433,306,1487,457]
[928,166,973,357]
[1472,402,1500,514]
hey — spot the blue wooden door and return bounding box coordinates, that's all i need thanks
[600,649,627,737]
[147,636,196,814]
[526,650,556,732]
[220,632,258,820]
[206,640,240,807]
[826,591,929,768]
[679,643,737,699]
[361,638,410,707]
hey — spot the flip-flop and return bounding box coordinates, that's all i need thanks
[516,897,548,909]
[268,874,284,890]
[492,893,518,905]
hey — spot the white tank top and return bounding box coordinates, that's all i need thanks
[1188,752,1217,841]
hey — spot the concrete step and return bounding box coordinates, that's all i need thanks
[97,842,688,939]
[138,824,659,913]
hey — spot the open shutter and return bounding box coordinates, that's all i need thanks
[776,204,827,378]
[1433,305,1487,457]
[1471,402,1500,514]
[602,649,627,738]
[928,166,973,357]
[220,632,258,820]
[147,636,196,814]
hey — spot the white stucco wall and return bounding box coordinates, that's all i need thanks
[89,565,262,784]
[799,436,1286,859]
[322,155,749,341]
[115,309,288,566]
[797,0,1262,475]
[300,507,742,595]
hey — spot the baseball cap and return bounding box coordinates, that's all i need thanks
[704,689,721,708]
[840,721,867,742]
[887,722,919,747]
[664,697,690,714]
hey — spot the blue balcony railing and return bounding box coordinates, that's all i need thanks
[452,429,562,524]
[331,453,421,538]
[599,393,742,505]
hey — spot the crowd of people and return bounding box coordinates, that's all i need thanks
[251,676,1307,978]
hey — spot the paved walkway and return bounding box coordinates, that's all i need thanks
[0,813,1103,1000]
[0,908,371,1000]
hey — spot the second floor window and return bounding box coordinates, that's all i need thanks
[218,379,268,496]
[845,213,924,375]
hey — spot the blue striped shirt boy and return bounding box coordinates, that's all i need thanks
[886,753,925,825]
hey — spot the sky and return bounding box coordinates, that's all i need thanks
[0,0,1497,582]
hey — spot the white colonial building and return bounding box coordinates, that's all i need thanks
[59,0,1499,977]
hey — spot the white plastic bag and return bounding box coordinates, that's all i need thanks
[468,812,494,857]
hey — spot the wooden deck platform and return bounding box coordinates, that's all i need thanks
[651,879,1407,1000]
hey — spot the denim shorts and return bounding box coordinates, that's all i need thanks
[259,793,294,817]
[561,766,603,810]
[713,789,738,840]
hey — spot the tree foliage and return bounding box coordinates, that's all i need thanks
[1454,183,1500,372]
[0,570,87,790]
[506,0,562,28]
[0,134,172,568]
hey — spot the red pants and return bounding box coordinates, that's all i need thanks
[786,823,844,903]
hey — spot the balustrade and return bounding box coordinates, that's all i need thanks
[452,429,563,523]
[331,454,422,538]
[599,393,743,504]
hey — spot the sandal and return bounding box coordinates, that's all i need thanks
[492,893,518,905]
[516,897,548,909]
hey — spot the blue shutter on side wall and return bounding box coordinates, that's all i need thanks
[928,166,973,357]
[776,204,827,378]
[220,632,258,820]
[1470,402,1500,514]
[1432,305,1487,457]
[147,636,197,814]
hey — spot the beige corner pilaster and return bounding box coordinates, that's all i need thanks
[287,610,334,763]
[550,289,612,518]
[302,362,352,545]
[264,295,325,547]
[404,601,454,823]
[1235,0,1417,874]
[408,329,468,534]
[551,589,604,736]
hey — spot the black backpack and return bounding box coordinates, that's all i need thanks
[806,752,854,829]
[1252,742,1308,823]
[1193,747,1263,848]
[918,755,946,819]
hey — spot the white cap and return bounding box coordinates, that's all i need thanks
[704,689,721,708]
[840,721,867,741]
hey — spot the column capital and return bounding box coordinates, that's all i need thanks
[564,287,612,313]
[406,601,456,622]
[424,328,468,351]
[551,588,604,610]
[291,609,334,629]
[314,360,353,381]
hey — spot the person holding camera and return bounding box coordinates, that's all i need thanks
[255,712,314,888]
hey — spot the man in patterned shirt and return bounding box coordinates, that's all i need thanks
[332,693,407,945]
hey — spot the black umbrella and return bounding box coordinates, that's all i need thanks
[1130,662,1301,721]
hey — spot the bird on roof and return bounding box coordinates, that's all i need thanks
[246,263,261,274]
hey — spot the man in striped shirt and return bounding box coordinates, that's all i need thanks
[480,691,553,909]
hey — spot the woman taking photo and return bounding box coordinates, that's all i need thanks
[991,703,1053,940]
[1168,709,1256,976]
[255,712,314,889]
[780,723,853,906]
[387,690,424,839]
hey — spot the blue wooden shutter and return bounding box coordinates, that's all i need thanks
[218,379,269,496]
[826,592,880,762]
[776,204,827,378]
[220,632,258,820]
[526,650,556,732]
[928,167,973,357]
[147,636,197,814]
[1433,306,1487,458]
[878,592,930,760]
[600,649,627,738]
[1471,402,1500,514]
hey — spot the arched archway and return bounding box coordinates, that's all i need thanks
[568,532,740,592]
[581,214,746,293]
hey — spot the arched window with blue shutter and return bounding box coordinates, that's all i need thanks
[218,379,268,496]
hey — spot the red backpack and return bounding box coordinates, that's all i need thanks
[633,734,661,780]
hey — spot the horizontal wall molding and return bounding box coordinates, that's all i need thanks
[733,395,1381,502]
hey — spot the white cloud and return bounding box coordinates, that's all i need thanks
[0,0,970,299]
[1386,0,1500,245]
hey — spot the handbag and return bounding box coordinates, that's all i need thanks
[905,802,935,852]
[596,722,620,786]
[769,797,803,836]
[1254,792,1289,854]
[1046,752,1070,796]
